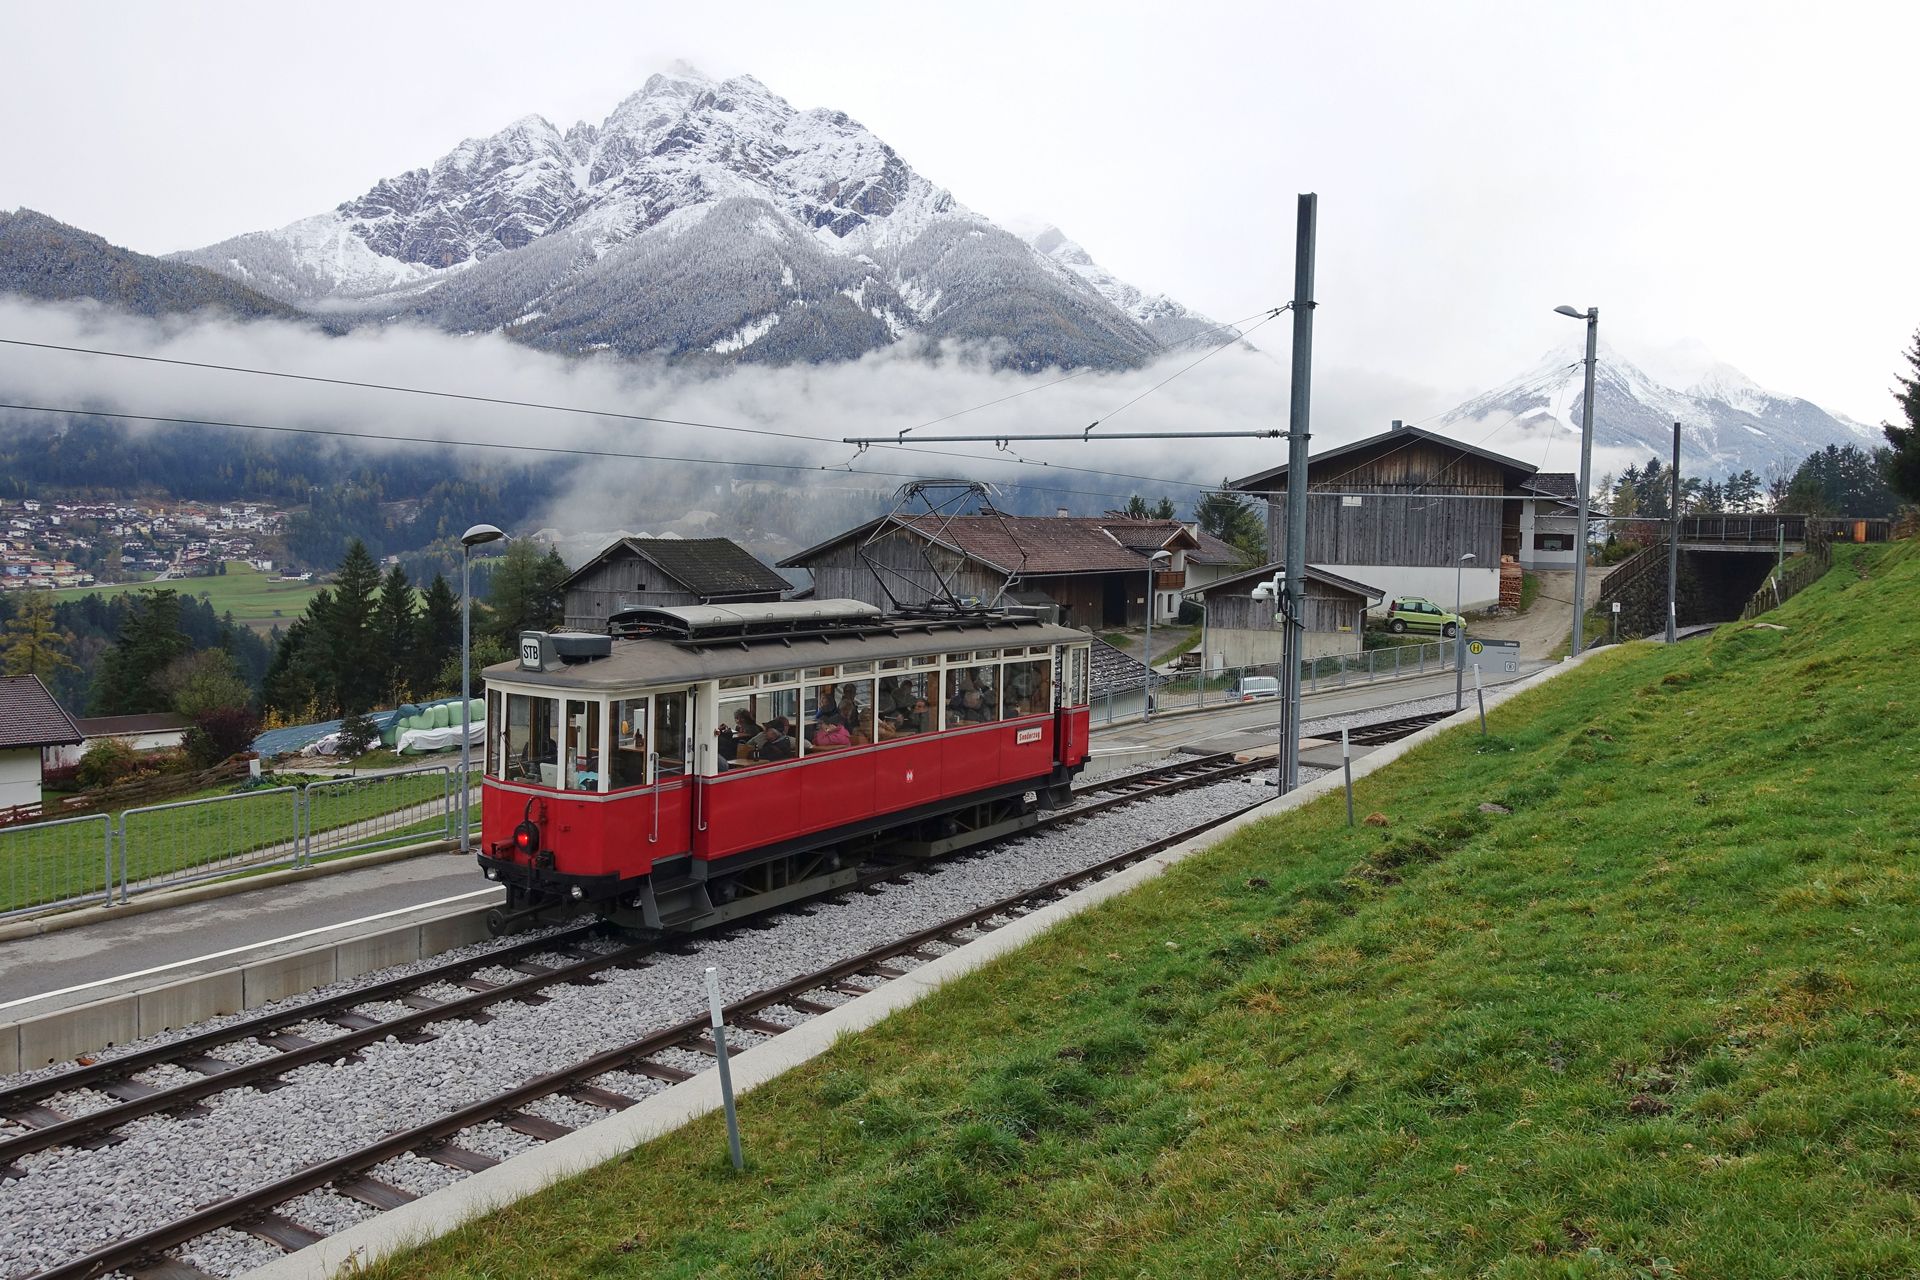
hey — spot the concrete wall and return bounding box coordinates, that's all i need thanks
[1340,564,1500,614]
[1205,627,1358,669]
[0,747,39,811]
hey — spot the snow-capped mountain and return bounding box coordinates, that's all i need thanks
[171,65,1222,371]
[1433,344,1875,476]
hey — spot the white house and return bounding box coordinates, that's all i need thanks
[1518,472,1582,570]
[0,675,82,816]
[42,713,192,770]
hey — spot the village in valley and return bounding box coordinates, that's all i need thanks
[0,495,291,592]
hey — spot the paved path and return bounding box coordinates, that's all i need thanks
[0,852,487,1012]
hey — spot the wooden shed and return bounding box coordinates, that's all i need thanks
[1189,562,1383,668]
[562,537,788,633]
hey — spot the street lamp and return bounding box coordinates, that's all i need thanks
[1555,304,1599,656]
[1142,549,1171,721]
[460,523,505,852]
[1454,552,1475,711]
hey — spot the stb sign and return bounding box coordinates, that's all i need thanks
[1465,637,1521,674]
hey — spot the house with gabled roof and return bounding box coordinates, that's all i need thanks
[1229,422,1571,609]
[779,514,1250,630]
[562,536,790,633]
[0,675,82,816]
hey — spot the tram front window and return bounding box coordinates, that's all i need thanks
[504,693,559,785]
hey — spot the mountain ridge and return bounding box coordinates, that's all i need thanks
[1432,342,1873,476]
[168,66,1225,372]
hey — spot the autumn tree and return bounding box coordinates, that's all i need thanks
[0,591,78,680]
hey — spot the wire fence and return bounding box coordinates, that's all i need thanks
[1091,639,1459,723]
[0,764,481,922]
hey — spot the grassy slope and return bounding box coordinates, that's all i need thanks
[48,562,323,632]
[375,544,1920,1280]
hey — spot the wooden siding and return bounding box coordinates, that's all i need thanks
[562,546,779,631]
[1207,583,1365,636]
[1263,440,1520,568]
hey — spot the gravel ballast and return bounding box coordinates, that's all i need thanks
[0,777,1264,1278]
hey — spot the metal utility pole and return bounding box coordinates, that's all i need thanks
[1281,193,1317,794]
[1666,421,1681,643]
[1555,304,1599,655]
[458,523,504,851]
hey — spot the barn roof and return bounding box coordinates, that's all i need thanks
[74,713,191,738]
[1191,561,1384,603]
[1228,425,1537,492]
[562,537,788,599]
[781,515,1244,577]
[0,675,82,749]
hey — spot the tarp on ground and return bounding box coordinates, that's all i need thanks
[253,695,489,757]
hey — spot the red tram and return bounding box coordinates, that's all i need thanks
[475,600,1094,934]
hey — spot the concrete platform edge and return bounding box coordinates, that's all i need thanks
[3,902,497,1072]
[0,839,464,944]
[240,651,1599,1280]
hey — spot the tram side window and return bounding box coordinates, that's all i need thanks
[484,690,501,777]
[804,679,872,752]
[563,699,602,791]
[1069,646,1091,705]
[1003,659,1052,717]
[946,664,999,725]
[610,697,650,789]
[714,688,798,768]
[654,692,688,778]
[505,694,559,785]
[876,672,932,739]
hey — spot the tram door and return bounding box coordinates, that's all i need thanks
[650,689,693,857]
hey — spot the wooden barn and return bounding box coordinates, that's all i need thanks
[561,537,789,633]
[1229,424,1536,612]
[1189,563,1382,667]
[781,515,1246,629]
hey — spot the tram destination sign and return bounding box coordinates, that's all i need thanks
[520,631,557,672]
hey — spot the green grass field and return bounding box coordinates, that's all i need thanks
[0,769,458,911]
[369,540,1919,1279]
[49,561,324,632]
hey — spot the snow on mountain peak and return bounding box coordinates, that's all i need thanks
[167,67,1224,370]
[1687,361,1770,412]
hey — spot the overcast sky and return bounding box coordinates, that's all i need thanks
[2,0,1914,426]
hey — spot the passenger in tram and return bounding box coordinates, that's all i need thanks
[749,717,795,762]
[810,686,843,725]
[810,717,852,749]
[715,708,760,767]
[950,687,990,724]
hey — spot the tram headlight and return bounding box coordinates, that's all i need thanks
[570,885,586,901]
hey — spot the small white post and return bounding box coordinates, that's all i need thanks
[1473,663,1487,735]
[704,966,744,1171]
[1341,726,1354,827]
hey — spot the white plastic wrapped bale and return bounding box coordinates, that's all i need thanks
[396,718,486,755]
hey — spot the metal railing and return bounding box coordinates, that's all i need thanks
[1095,639,1458,723]
[0,812,114,922]
[0,764,483,922]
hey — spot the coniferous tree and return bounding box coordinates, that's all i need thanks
[327,540,384,715]
[92,589,190,714]
[374,564,417,705]
[1,592,79,679]
[1885,328,1920,504]
[415,573,461,695]
[483,541,569,645]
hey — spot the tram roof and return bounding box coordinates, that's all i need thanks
[482,610,1091,692]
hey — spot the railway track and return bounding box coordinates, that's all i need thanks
[1337,710,1453,746]
[0,753,1257,1174]
[24,787,1266,1280]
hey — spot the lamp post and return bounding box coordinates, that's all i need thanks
[1555,304,1598,656]
[1142,549,1171,721]
[1454,552,1475,711]
[459,523,505,852]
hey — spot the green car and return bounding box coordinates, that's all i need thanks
[1384,596,1463,638]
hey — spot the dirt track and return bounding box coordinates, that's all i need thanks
[1469,569,1606,658]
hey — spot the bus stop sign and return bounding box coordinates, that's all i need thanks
[1465,637,1521,674]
